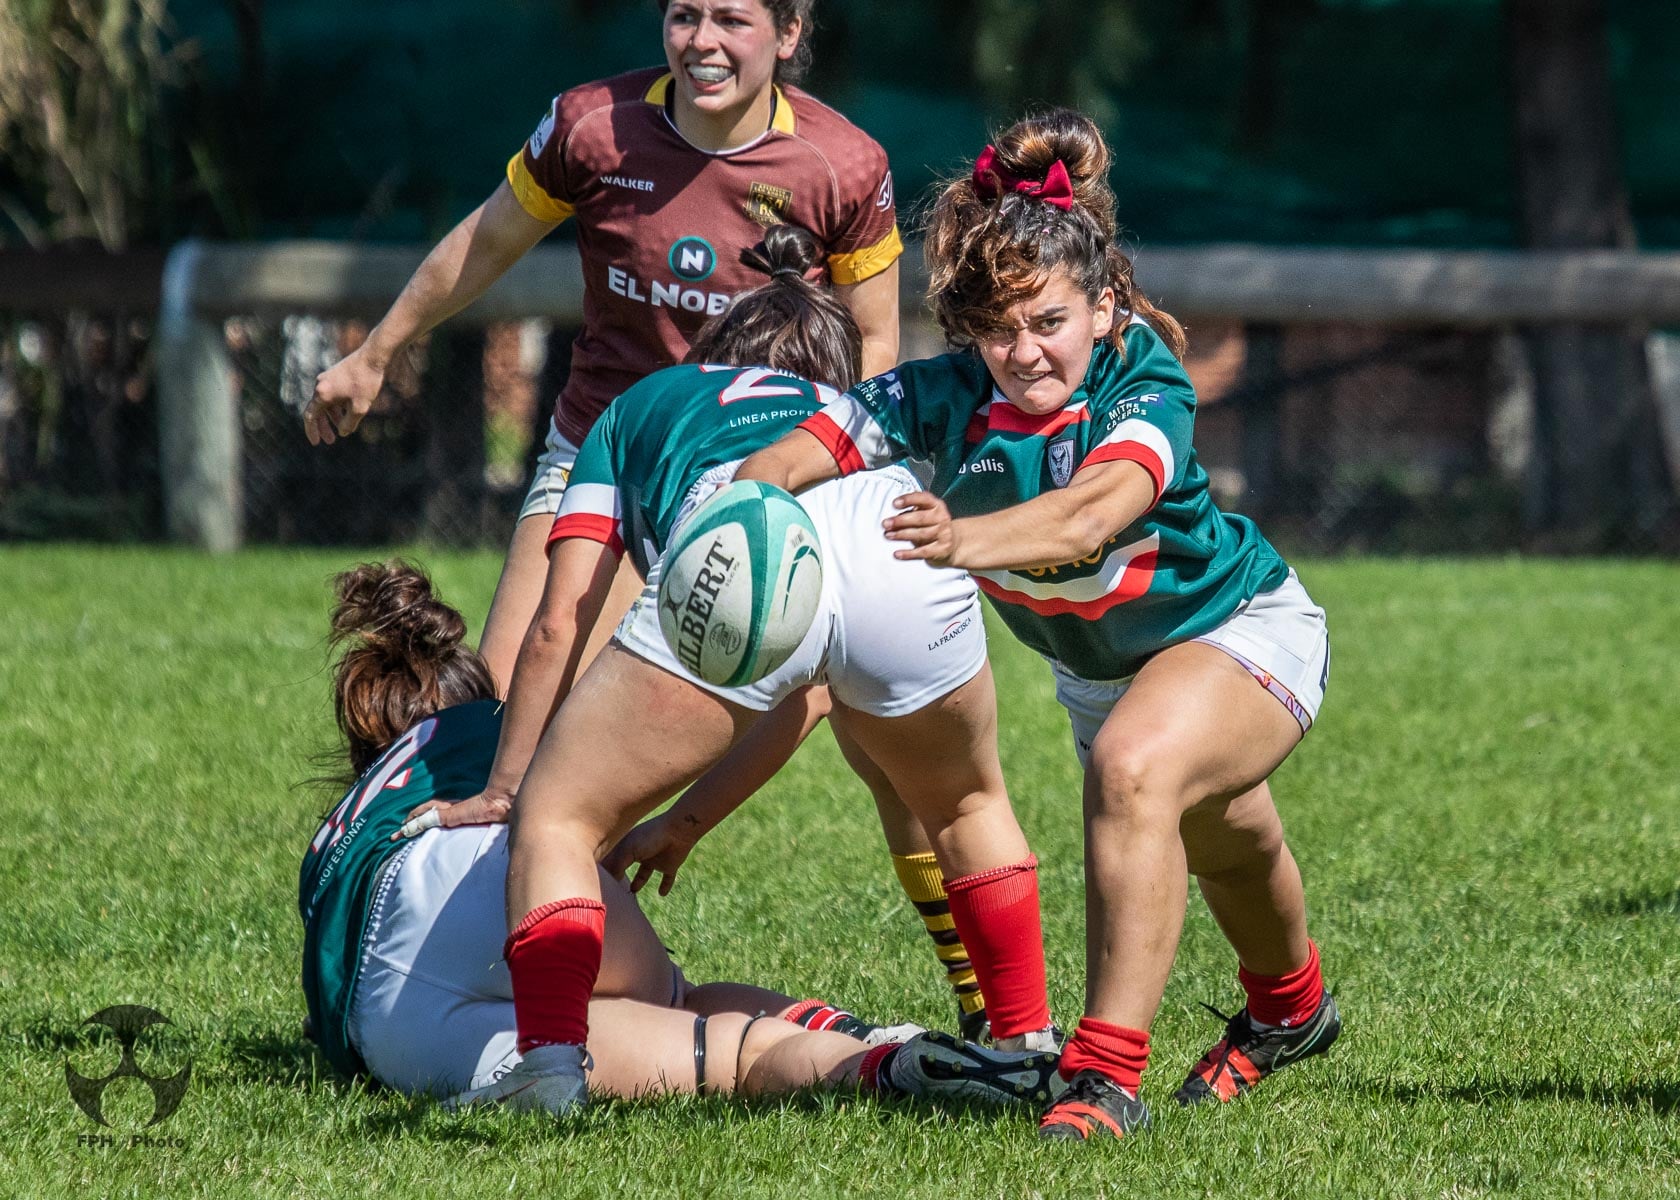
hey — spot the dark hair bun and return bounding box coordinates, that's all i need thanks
[743,223,823,284]
[330,560,466,660]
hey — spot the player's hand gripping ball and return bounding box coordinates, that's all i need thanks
[658,480,823,688]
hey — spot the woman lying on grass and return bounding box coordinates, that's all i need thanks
[297,560,1060,1112]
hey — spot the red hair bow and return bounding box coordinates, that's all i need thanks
[971,145,1075,212]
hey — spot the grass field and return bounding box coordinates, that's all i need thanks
[2,547,1677,1198]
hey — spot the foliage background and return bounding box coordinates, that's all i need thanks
[4,0,1680,249]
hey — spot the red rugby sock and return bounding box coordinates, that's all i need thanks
[1239,939,1324,1028]
[943,856,1051,1040]
[505,898,606,1052]
[858,1043,899,1095]
[1059,1017,1150,1093]
[782,999,851,1032]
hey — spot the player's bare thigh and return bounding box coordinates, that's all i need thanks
[827,664,1026,876]
[1088,640,1304,816]
[506,642,756,916]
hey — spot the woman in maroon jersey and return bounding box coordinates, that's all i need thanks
[304,0,901,693]
[303,3,989,1041]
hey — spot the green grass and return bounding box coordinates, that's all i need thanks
[2,548,1677,1197]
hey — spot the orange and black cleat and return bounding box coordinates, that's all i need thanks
[1174,992,1341,1106]
[1038,1070,1151,1141]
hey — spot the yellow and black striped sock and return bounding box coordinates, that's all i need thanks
[891,851,987,1030]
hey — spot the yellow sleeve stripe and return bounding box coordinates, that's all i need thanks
[828,225,903,286]
[643,73,674,105]
[506,152,574,225]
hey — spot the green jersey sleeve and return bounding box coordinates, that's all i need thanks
[1077,322,1198,507]
[797,353,992,474]
[548,408,626,557]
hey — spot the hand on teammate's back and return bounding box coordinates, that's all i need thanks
[391,790,514,841]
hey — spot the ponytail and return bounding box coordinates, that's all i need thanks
[685,222,863,390]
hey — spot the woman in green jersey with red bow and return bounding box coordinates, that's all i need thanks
[740,109,1340,1142]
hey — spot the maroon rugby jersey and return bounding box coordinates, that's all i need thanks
[508,68,902,445]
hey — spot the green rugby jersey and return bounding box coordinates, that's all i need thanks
[549,363,839,575]
[799,320,1289,681]
[298,700,501,1078]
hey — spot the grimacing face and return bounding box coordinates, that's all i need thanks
[662,1,799,125]
[977,269,1116,416]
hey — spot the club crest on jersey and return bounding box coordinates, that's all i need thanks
[1048,439,1076,488]
[744,181,793,227]
[669,236,718,282]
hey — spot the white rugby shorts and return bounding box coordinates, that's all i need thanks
[516,425,584,521]
[616,465,988,718]
[347,824,520,1096]
[1052,569,1329,770]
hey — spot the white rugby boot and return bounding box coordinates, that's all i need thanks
[861,1021,928,1047]
[443,1043,590,1115]
[990,1023,1064,1054]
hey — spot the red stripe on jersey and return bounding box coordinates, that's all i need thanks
[1079,442,1166,503]
[547,513,625,557]
[965,412,989,444]
[975,551,1158,618]
[987,402,1089,437]
[797,413,867,476]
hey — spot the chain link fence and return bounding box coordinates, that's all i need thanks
[223,314,1539,555]
[0,310,161,540]
[228,316,571,546]
[5,247,1678,554]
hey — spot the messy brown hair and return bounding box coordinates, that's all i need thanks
[685,222,862,390]
[924,107,1186,359]
[328,561,496,778]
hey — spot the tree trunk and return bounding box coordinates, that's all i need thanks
[1504,0,1672,548]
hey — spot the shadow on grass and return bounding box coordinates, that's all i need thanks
[13,1015,87,1053]
[349,1084,1025,1141]
[1356,1077,1680,1114]
[221,1029,336,1090]
[1578,886,1680,918]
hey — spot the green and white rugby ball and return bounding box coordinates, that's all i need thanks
[658,480,824,688]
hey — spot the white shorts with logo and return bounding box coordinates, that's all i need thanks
[347,824,519,1097]
[516,425,583,521]
[616,465,988,718]
[1052,569,1329,770]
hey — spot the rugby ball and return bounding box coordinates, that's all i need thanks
[657,480,823,688]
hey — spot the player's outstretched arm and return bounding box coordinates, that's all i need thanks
[395,536,618,841]
[602,686,830,893]
[304,181,557,445]
[836,261,900,380]
[885,458,1157,572]
[486,536,621,794]
[736,428,842,496]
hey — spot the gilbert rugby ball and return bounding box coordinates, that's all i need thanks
[658,480,823,688]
